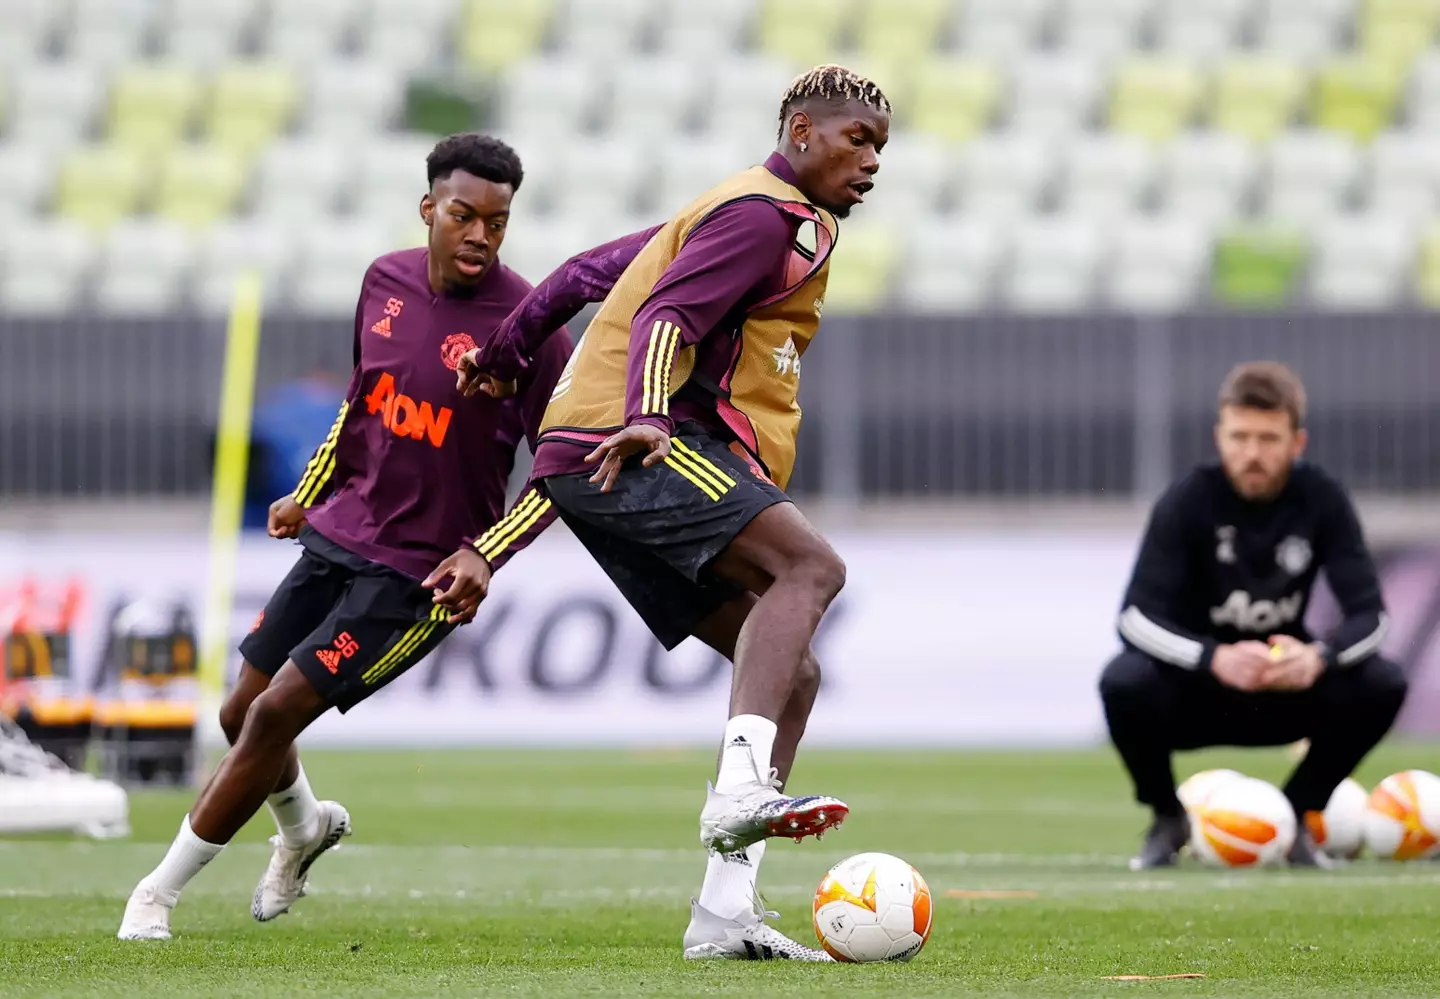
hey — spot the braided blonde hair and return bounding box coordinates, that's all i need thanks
[777,64,892,142]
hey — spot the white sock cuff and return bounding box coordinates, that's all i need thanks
[180,814,223,853]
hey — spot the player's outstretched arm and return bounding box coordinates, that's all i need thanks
[457,225,664,397]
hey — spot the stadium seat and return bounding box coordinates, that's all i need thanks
[10,62,104,150]
[64,0,158,68]
[1110,58,1206,143]
[1152,0,1253,60]
[860,134,951,224]
[1212,226,1309,306]
[1010,54,1104,136]
[0,0,63,66]
[1415,222,1440,303]
[1263,130,1360,227]
[1060,135,1157,218]
[1003,216,1107,313]
[1367,132,1440,215]
[552,137,653,224]
[822,223,900,314]
[305,59,404,142]
[359,0,456,72]
[1312,58,1405,143]
[1055,0,1153,60]
[257,0,357,61]
[1360,0,1440,68]
[954,134,1055,221]
[153,145,249,228]
[1309,212,1416,308]
[252,140,346,220]
[757,0,855,68]
[1105,215,1213,312]
[855,0,952,67]
[107,63,203,151]
[959,0,1054,59]
[207,62,300,157]
[0,220,98,315]
[653,136,757,215]
[1160,132,1259,221]
[554,0,659,54]
[1210,57,1309,143]
[1409,52,1440,131]
[901,219,1006,311]
[462,0,555,74]
[1257,0,1355,61]
[192,218,298,313]
[608,57,709,137]
[54,145,149,230]
[0,145,54,216]
[499,216,607,287]
[290,221,395,313]
[94,220,194,315]
[654,0,758,52]
[156,0,255,65]
[350,137,438,231]
[908,59,1002,143]
[501,56,603,138]
[705,55,798,150]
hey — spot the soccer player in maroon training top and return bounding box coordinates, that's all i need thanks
[457,65,891,961]
[118,134,571,940]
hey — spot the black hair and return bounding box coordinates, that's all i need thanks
[777,64,892,142]
[426,133,524,192]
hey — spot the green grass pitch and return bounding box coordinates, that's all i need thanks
[3,744,1439,998]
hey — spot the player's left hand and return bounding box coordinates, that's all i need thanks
[1260,635,1325,691]
[422,548,492,625]
[455,348,517,399]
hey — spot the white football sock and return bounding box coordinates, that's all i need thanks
[715,714,777,793]
[144,815,223,903]
[267,763,321,847]
[698,840,767,922]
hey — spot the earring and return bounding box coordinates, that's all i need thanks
[799,142,808,153]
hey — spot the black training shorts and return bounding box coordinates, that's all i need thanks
[542,422,790,650]
[239,526,453,712]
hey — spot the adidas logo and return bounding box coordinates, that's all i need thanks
[729,736,748,746]
[316,648,342,673]
[371,316,393,337]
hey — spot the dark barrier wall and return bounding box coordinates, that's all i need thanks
[2,311,1437,498]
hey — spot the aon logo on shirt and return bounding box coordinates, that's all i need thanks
[1209,590,1303,633]
[364,372,452,447]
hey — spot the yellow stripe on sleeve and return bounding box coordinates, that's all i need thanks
[293,401,349,507]
[472,490,543,554]
[478,498,552,561]
[640,319,663,416]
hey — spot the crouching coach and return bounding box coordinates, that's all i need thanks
[1100,361,1406,869]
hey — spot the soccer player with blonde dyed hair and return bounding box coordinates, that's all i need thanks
[456,65,891,960]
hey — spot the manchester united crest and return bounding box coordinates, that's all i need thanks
[1275,535,1313,575]
[441,333,478,372]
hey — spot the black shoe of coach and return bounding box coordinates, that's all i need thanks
[1128,813,1190,871]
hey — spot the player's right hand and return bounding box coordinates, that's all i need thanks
[585,423,671,493]
[422,548,492,625]
[267,495,307,539]
[1210,641,1273,692]
[455,348,518,399]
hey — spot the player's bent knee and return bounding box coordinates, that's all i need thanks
[1351,656,1408,715]
[795,549,846,604]
[217,692,250,746]
[1098,651,1167,707]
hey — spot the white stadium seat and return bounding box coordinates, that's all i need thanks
[0,144,54,216]
[351,137,439,230]
[10,61,104,150]
[705,55,798,150]
[1056,0,1154,59]
[258,0,357,61]
[1263,130,1361,229]
[501,56,605,137]
[94,220,194,316]
[1310,213,1417,309]
[252,139,347,220]
[1010,54,1104,135]
[1105,214,1213,312]
[902,219,1007,312]
[554,0,659,54]
[1003,216,1108,313]
[954,134,1055,222]
[1154,0,1255,60]
[1061,134,1157,218]
[305,59,405,141]
[1367,132,1440,216]
[860,135,952,226]
[1257,0,1355,61]
[0,220,97,315]
[193,219,297,314]
[959,0,1055,59]
[290,221,394,314]
[64,0,159,68]
[1408,53,1440,133]
[608,57,710,138]
[653,136,756,216]
[654,0,757,53]
[1161,132,1259,221]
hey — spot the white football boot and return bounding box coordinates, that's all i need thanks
[699,745,847,853]
[683,895,834,961]
[251,800,352,921]
[117,882,175,941]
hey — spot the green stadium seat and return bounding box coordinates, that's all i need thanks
[1212,227,1310,307]
[462,0,555,75]
[1110,58,1205,143]
[153,146,249,228]
[55,145,148,230]
[909,59,1002,143]
[757,0,856,69]
[1361,0,1440,68]
[823,223,899,313]
[108,64,202,151]
[1312,58,1404,143]
[1414,224,1440,305]
[1210,57,1309,144]
[207,62,300,157]
[855,0,950,66]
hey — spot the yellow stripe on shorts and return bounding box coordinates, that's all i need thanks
[361,605,447,686]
